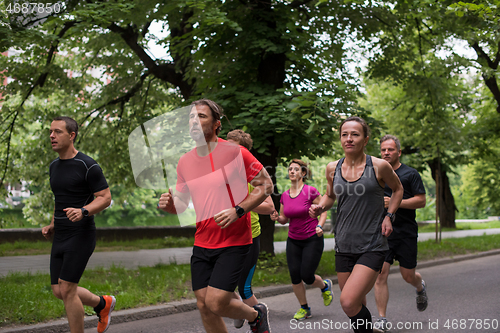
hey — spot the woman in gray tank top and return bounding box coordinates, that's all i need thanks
[310,116,403,333]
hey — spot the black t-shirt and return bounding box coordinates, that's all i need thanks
[384,163,426,239]
[49,151,108,234]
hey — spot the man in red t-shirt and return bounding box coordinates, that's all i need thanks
[159,99,273,333]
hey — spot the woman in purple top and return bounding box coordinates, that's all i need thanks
[271,159,332,320]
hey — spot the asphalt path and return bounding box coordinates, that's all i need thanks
[82,253,500,333]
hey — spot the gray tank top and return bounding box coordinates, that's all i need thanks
[333,155,388,253]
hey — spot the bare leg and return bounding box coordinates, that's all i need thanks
[58,280,85,333]
[374,262,391,317]
[339,264,379,317]
[400,267,423,291]
[194,288,228,333]
[204,286,259,321]
[292,282,307,306]
[234,288,259,307]
[311,274,326,290]
[51,284,100,307]
[243,295,259,307]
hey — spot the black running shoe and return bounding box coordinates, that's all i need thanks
[416,280,428,312]
[250,303,271,333]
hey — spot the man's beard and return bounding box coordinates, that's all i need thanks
[190,126,215,144]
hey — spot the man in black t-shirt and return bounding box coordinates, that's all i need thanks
[41,116,114,333]
[373,135,428,332]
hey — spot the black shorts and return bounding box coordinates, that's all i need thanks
[335,251,386,273]
[191,244,250,292]
[50,231,96,285]
[385,237,418,269]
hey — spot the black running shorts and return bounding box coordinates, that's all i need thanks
[385,237,418,269]
[335,251,386,273]
[191,244,251,292]
[50,231,96,285]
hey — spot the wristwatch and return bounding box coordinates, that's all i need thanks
[385,211,395,223]
[234,205,245,218]
[81,207,89,217]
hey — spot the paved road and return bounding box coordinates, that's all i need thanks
[82,253,500,333]
[2,229,500,277]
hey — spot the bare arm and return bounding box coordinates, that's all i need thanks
[159,188,190,214]
[42,209,55,240]
[251,194,275,215]
[400,193,426,209]
[270,203,288,225]
[375,158,403,236]
[310,161,338,217]
[63,188,112,222]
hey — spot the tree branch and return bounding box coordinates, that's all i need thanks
[78,72,151,142]
[472,42,500,112]
[494,41,500,69]
[1,21,77,186]
[141,21,151,38]
[107,22,192,98]
[290,0,314,9]
[0,111,19,188]
[471,42,497,69]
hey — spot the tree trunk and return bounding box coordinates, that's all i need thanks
[428,159,457,228]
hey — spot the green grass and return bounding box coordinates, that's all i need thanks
[418,220,500,233]
[417,234,500,261]
[1,233,500,327]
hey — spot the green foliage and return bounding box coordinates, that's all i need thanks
[95,185,174,227]
[461,160,500,216]
[460,92,500,216]
[1,0,368,225]
[0,208,32,228]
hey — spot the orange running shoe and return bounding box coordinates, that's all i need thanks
[97,295,116,333]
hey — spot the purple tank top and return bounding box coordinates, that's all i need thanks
[280,184,321,240]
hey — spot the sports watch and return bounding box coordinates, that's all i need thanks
[81,207,89,217]
[234,205,245,218]
[385,211,395,223]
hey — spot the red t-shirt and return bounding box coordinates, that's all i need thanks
[176,138,263,249]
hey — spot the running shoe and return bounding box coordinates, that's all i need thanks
[373,317,389,332]
[250,303,271,333]
[416,280,428,312]
[234,318,245,329]
[97,295,116,333]
[293,307,312,320]
[322,279,333,306]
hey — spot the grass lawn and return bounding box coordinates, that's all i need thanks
[1,233,500,327]
[418,220,500,233]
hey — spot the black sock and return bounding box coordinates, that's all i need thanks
[321,282,328,292]
[301,303,309,310]
[348,304,373,333]
[94,296,106,313]
[249,306,261,326]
